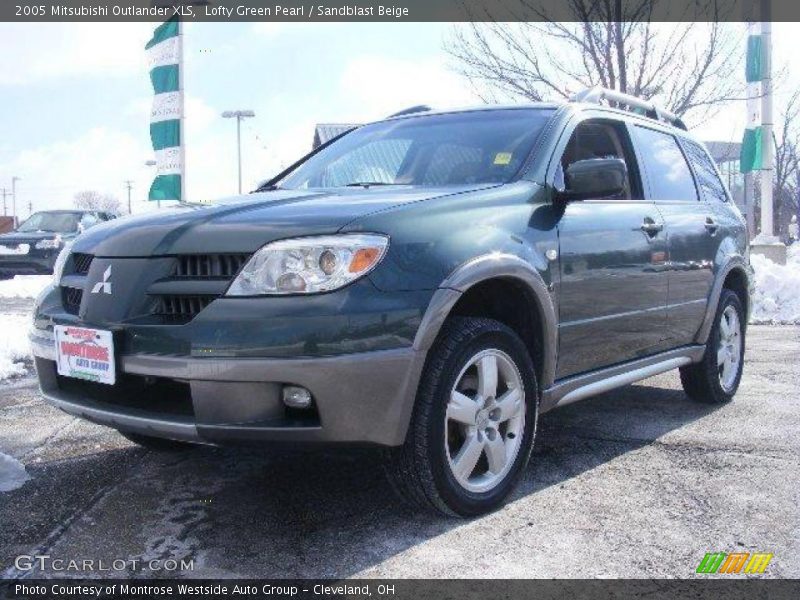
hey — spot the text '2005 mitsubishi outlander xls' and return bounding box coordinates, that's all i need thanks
[31,88,752,516]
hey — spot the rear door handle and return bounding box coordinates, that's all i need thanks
[705,216,719,234]
[640,218,663,237]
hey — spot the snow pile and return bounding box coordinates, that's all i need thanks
[0,314,33,380]
[0,275,52,299]
[750,244,800,324]
[0,452,30,492]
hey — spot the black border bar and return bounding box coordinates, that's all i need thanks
[2,579,800,600]
[4,0,800,23]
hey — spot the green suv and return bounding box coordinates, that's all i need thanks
[31,88,752,516]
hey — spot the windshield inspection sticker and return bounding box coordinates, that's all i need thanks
[494,152,513,165]
[54,325,116,385]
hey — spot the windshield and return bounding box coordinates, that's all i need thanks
[17,212,81,233]
[278,108,554,190]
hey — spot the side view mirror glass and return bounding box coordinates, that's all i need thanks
[560,158,627,201]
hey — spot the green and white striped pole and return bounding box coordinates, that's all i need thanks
[146,17,184,203]
[741,14,775,239]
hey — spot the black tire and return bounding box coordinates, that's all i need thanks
[384,317,539,517]
[680,289,746,404]
[119,431,197,452]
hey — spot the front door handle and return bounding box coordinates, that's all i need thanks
[705,216,719,235]
[640,217,663,237]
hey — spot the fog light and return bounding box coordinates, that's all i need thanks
[282,385,313,409]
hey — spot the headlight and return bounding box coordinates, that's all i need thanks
[226,234,389,296]
[52,242,73,284]
[35,235,62,250]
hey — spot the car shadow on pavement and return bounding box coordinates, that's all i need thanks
[5,378,723,578]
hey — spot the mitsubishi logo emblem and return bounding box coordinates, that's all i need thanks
[91,266,112,295]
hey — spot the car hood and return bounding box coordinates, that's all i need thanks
[0,231,71,244]
[72,184,494,257]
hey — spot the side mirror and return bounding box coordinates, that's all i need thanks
[560,158,627,201]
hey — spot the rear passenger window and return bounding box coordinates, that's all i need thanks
[633,126,698,202]
[681,139,729,203]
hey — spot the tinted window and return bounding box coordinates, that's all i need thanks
[279,109,554,189]
[681,139,729,203]
[633,126,698,202]
[17,212,81,233]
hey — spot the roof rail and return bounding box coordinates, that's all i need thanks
[387,105,432,118]
[570,87,687,131]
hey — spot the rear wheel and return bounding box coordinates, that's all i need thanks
[384,317,538,517]
[119,431,197,452]
[680,289,745,404]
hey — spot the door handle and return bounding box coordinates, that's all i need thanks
[640,218,663,237]
[705,216,719,235]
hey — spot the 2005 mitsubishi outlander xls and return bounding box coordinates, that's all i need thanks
[31,88,752,516]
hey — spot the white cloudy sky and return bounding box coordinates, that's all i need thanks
[0,21,798,216]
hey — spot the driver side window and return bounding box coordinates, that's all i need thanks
[558,120,640,200]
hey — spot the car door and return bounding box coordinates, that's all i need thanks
[554,117,669,379]
[630,126,718,346]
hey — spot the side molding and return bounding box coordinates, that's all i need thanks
[541,345,706,411]
[413,253,558,390]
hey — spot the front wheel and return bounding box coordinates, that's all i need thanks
[680,289,746,404]
[384,317,539,517]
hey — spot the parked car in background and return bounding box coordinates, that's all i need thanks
[0,210,115,278]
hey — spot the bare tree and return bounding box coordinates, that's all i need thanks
[73,190,123,215]
[447,0,742,125]
[771,89,800,238]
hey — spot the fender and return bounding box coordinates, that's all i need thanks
[694,254,753,345]
[413,253,558,390]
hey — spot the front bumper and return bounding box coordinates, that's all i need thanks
[0,252,57,275]
[32,329,424,446]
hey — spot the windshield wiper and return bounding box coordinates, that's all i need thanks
[344,181,399,188]
[253,183,280,193]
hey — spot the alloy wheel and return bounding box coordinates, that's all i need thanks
[717,304,742,393]
[444,349,526,493]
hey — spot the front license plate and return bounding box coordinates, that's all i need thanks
[0,243,29,255]
[54,325,116,385]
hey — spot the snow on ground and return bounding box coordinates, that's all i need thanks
[750,244,800,325]
[0,452,30,492]
[0,314,34,381]
[0,275,52,299]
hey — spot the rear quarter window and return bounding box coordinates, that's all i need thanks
[681,138,729,203]
[633,125,698,202]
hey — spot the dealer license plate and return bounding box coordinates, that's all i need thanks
[54,325,116,385]
[0,243,29,255]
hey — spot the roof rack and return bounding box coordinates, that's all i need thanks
[387,105,432,118]
[570,87,687,131]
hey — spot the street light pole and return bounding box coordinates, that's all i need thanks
[11,176,20,226]
[222,110,255,194]
[124,180,134,214]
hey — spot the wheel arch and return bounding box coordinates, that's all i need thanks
[695,257,753,345]
[413,254,558,391]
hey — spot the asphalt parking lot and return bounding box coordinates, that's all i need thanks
[0,324,798,579]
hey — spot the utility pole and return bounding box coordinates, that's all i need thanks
[11,176,20,226]
[222,110,255,194]
[0,188,7,216]
[124,180,134,214]
[760,14,775,239]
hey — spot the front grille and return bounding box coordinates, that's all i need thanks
[155,295,215,321]
[72,252,94,275]
[174,254,249,278]
[62,287,83,315]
